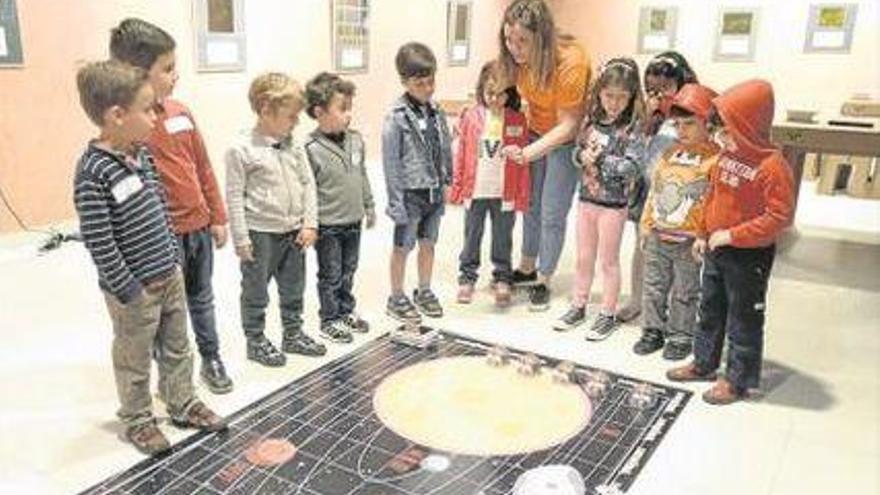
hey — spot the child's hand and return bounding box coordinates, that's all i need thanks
[365,208,376,229]
[296,228,318,248]
[501,145,527,166]
[692,238,707,262]
[708,229,732,251]
[210,225,228,249]
[235,244,254,262]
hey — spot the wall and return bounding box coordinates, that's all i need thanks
[548,0,879,114]
[0,0,506,232]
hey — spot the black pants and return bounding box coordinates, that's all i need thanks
[694,245,775,390]
[177,227,219,358]
[316,222,362,323]
[458,198,516,285]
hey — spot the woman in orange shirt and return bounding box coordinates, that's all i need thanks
[497,0,592,311]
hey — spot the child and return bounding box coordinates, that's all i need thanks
[382,42,453,323]
[74,61,225,455]
[618,51,699,324]
[634,84,720,360]
[303,72,376,342]
[667,80,795,405]
[553,58,645,340]
[225,73,327,368]
[448,62,529,307]
[110,18,232,394]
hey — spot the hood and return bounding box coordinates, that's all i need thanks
[712,79,777,163]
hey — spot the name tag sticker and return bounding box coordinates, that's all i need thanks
[506,126,524,138]
[111,175,144,203]
[418,119,428,131]
[164,115,194,134]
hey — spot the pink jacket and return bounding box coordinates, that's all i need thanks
[449,105,530,211]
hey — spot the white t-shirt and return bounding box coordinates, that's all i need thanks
[473,112,505,199]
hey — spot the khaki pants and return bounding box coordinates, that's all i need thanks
[103,270,196,426]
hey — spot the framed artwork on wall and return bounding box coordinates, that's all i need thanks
[194,0,246,72]
[332,0,369,73]
[447,0,472,66]
[0,0,24,67]
[637,6,678,54]
[804,3,858,53]
[713,7,760,62]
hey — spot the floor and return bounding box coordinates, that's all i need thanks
[0,175,877,494]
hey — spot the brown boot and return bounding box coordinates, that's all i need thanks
[666,362,717,382]
[125,421,171,456]
[172,401,227,432]
[702,378,747,405]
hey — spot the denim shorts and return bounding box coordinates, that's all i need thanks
[392,189,444,251]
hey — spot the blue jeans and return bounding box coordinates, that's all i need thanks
[458,199,515,285]
[522,141,579,277]
[177,227,219,359]
[316,222,362,323]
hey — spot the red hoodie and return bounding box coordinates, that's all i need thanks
[701,80,795,247]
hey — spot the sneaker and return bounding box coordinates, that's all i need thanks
[702,378,747,406]
[342,313,370,333]
[584,312,618,341]
[386,294,422,324]
[283,331,328,355]
[413,288,444,318]
[662,341,693,361]
[457,284,475,304]
[320,320,354,344]
[528,283,550,312]
[616,304,642,323]
[124,421,171,456]
[511,269,538,286]
[633,329,665,355]
[493,282,512,307]
[171,401,227,432]
[553,306,586,331]
[200,357,233,394]
[246,337,286,367]
[666,362,717,382]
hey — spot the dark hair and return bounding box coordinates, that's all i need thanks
[669,106,695,118]
[644,51,698,91]
[109,18,176,70]
[474,61,522,112]
[707,107,725,131]
[76,60,149,126]
[305,72,356,119]
[395,42,436,79]
[587,58,645,130]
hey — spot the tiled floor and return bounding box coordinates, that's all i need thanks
[1,176,877,494]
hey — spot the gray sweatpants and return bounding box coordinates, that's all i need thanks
[642,234,701,344]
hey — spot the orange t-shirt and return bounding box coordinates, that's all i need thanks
[516,41,591,135]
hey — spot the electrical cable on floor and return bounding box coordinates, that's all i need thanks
[0,179,81,254]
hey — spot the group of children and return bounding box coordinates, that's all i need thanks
[72,16,793,456]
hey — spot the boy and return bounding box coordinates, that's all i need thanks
[304,72,376,343]
[634,84,719,360]
[226,73,327,368]
[110,19,231,394]
[74,60,226,455]
[667,80,795,405]
[382,42,453,323]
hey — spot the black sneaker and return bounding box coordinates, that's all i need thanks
[200,357,233,394]
[283,331,328,355]
[511,269,538,286]
[319,320,354,344]
[553,306,586,331]
[528,283,550,312]
[342,313,370,333]
[413,288,443,318]
[584,312,618,341]
[662,341,693,361]
[246,337,286,367]
[386,294,422,324]
[633,329,665,355]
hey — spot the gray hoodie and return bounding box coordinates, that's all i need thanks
[304,129,375,226]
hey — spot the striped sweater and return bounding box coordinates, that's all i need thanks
[73,143,179,303]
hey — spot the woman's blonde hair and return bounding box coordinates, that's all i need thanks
[498,0,565,90]
[248,72,304,115]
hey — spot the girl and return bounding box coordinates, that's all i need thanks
[449,62,529,307]
[553,58,646,341]
[617,51,699,323]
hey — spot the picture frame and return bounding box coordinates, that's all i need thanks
[804,3,858,53]
[713,7,760,62]
[0,0,24,67]
[194,0,247,73]
[447,0,472,66]
[332,0,369,73]
[637,6,678,54]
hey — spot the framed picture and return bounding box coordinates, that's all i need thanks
[332,0,369,73]
[194,0,246,72]
[714,8,759,62]
[0,0,23,67]
[637,6,678,54]
[804,4,858,53]
[447,0,472,66]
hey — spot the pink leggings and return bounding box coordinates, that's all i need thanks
[572,201,628,311]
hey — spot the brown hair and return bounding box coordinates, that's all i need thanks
[305,72,356,119]
[475,61,522,112]
[586,58,646,131]
[395,42,437,79]
[497,0,562,89]
[248,72,304,115]
[76,60,149,126]
[109,18,176,70]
